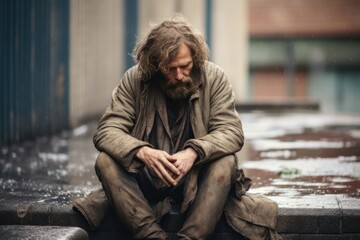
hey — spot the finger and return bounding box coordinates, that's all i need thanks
[156,162,177,186]
[152,167,170,187]
[163,151,176,161]
[174,174,184,185]
[161,157,180,175]
[173,161,180,168]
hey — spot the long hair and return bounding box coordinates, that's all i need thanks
[133,16,209,80]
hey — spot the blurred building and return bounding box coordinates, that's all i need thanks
[248,0,360,112]
[1,0,360,145]
[1,0,247,144]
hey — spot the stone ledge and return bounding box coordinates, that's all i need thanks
[1,196,360,239]
[278,208,341,234]
[281,233,360,240]
[273,196,360,235]
[0,225,88,240]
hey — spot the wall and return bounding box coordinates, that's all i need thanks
[249,0,360,37]
[69,0,124,127]
[138,0,206,40]
[212,0,248,102]
[248,0,360,112]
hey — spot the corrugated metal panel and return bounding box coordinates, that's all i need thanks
[0,0,69,145]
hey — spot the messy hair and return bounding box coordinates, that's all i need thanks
[133,16,209,80]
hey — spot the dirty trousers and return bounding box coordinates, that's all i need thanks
[95,152,236,240]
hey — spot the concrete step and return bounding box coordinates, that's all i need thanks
[1,196,360,240]
[0,225,88,240]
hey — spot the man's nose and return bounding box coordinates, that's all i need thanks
[174,68,183,80]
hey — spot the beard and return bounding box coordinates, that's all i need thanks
[160,75,197,100]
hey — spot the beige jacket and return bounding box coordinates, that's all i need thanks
[93,61,243,211]
[74,62,282,239]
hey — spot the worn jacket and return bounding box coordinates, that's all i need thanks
[75,62,282,239]
[94,61,244,211]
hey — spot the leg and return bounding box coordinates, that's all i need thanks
[95,152,168,239]
[178,155,236,240]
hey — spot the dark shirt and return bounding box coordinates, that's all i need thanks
[140,92,193,201]
[148,91,193,155]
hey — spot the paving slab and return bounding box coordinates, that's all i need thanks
[0,225,88,240]
[339,198,360,233]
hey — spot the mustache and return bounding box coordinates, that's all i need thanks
[165,76,192,89]
[161,76,197,100]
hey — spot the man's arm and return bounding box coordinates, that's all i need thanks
[93,67,151,172]
[185,64,244,164]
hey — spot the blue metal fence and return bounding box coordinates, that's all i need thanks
[124,0,138,70]
[0,0,69,145]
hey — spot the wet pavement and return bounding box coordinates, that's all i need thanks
[1,111,360,238]
[0,225,88,240]
[238,112,360,199]
[0,123,101,206]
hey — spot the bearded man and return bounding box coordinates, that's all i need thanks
[74,17,281,240]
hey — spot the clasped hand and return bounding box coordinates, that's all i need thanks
[136,146,198,187]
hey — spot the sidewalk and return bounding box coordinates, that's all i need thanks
[1,111,360,239]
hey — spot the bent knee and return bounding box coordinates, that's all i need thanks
[205,155,236,184]
[95,152,116,175]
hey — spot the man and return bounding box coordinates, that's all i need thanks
[75,17,281,240]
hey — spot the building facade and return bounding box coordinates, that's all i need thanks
[248,0,360,112]
[2,0,359,144]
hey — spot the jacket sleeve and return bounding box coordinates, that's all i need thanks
[184,66,244,164]
[93,68,150,172]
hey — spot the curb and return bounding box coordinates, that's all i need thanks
[0,196,359,239]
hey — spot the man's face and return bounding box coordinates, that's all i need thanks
[160,43,196,100]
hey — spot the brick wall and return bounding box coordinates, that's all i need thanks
[248,0,360,105]
[251,70,308,101]
[249,0,360,37]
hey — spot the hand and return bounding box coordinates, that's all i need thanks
[136,146,180,186]
[171,148,198,185]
